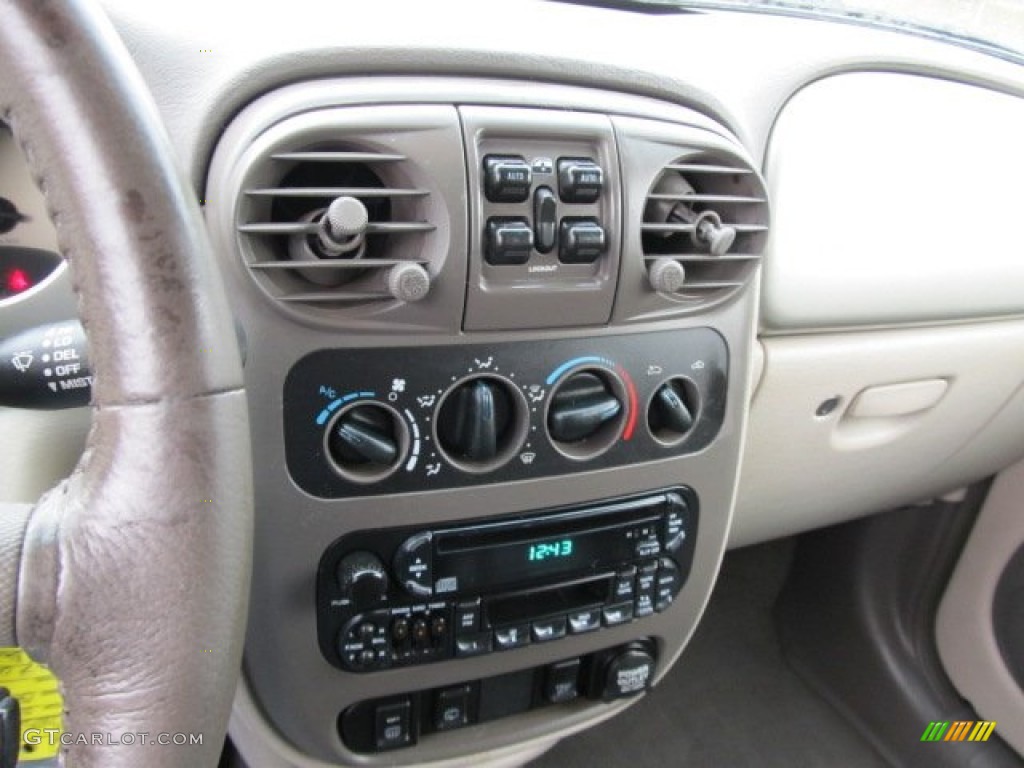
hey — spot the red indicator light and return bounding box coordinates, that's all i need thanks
[6,268,32,294]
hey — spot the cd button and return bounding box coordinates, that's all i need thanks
[455,631,493,658]
[567,608,601,634]
[602,601,634,627]
[532,616,567,643]
[494,623,531,650]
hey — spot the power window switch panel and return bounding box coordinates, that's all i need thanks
[486,217,533,265]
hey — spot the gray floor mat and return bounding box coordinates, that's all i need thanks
[528,541,888,768]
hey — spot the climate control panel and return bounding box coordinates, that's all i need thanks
[283,328,727,497]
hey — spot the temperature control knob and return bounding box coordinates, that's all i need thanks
[548,372,622,443]
[336,551,389,611]
[546,369,626,460]
[326,403,407,483]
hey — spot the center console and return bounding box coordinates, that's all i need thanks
[206,78,768,765]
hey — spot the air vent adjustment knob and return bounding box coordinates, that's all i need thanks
[317,196,368,255]
[336,551,389,610]
[648,257,686,294]
[693,211,736,257]
[387,262,430,303]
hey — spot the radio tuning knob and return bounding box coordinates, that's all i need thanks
[337,551,389,611]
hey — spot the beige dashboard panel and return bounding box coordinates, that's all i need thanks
[937,459,1024,757]
[732,320,1024,547]
[762,72,1024,331]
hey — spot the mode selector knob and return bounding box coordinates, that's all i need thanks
[337,551,389,611]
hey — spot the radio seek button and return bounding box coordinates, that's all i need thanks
[567,608,601,634]
[602,601,634,627]
[494,623,531,650]
[394,532,433,597]
[455,632,493,658]
[532,617,567,643]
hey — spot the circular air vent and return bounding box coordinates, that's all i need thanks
[641,153,769,310]
[219,104,466,330]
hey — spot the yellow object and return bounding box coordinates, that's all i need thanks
[0,647,62,761]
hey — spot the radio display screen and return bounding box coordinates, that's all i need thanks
[433,497,665,593]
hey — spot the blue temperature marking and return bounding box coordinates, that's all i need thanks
[546,356,615,386]
[315,391,377,425]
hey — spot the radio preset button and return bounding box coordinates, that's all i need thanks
[602,601,634,627]
[455,632,493,658]
[567,608,601,634]
[394,532,433,597]
[532,617,567,643]
[494,623,531,651]
[454,599,481,636]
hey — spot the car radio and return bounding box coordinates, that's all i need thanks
[316,488,698,672]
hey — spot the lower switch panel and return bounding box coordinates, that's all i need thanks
[339,640,657,754]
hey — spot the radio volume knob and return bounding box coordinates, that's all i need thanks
[337,552,389,611]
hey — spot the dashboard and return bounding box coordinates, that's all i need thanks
[2,1,1024,766]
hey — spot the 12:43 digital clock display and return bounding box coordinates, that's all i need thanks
[527,538,575,562]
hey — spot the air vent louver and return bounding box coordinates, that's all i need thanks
[641,155,769,310]
[237,148,438,305]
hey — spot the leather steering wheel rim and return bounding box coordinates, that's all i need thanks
[0,2,252,766]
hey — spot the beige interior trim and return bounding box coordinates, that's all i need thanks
[936,460,1024,757]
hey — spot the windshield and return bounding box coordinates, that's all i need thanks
[622,0,1024,63]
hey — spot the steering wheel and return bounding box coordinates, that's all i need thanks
[0,2,252,766]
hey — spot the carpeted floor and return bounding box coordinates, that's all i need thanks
[528,541,888,768]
